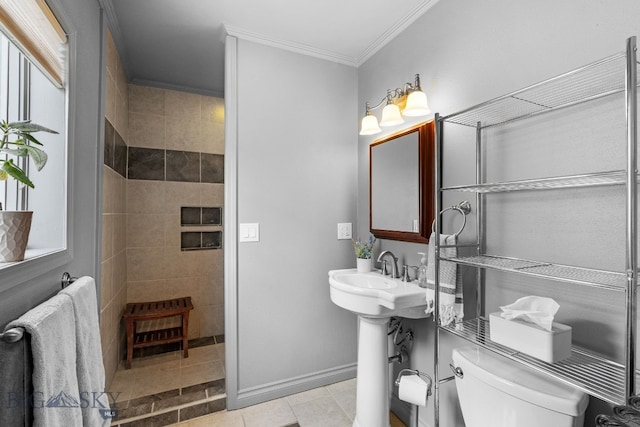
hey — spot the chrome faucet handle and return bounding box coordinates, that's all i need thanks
[403,265,418,282]
[401,265,411,282]
[409,265,420,280]
[381,260,389,275]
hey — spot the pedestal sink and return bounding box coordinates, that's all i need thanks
[328,269,428,427]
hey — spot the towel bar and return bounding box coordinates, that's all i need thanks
[0,327,24,343]
[61,271,77,289]
[1,272,78,344]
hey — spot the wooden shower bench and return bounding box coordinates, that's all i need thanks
[123,296,193,369]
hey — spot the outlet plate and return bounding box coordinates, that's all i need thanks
[337,223,352,240]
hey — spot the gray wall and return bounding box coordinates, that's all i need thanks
[0,0,103,326]
[227,38,359,408]
[357,1,640,425]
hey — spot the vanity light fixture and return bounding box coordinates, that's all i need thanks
[359,74,431,136]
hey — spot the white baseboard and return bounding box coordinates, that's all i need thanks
[231,362,357,409]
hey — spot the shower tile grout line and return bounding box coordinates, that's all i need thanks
[114,392,227,425]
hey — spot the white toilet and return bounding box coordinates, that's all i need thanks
[452,347,589,427]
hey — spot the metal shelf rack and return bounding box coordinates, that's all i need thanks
[442,254,626,292]
[442,318,633,405]
[432,36,638,426]
[441,170,628,193]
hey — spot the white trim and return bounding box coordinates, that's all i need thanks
[0,249,71,293]
[224,0,439,68]
[224,24,357,67]
[0,0,77,296]
[235,363,357,409]
[95,9,107,312]
[61,0,75,265]
[97,0,131,81]
[130,77,224,98]
[223,34,240,410]
[356,0,440,66]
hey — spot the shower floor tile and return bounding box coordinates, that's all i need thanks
[109,342,225,400]
[107,337,406,427]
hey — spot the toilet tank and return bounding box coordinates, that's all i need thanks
[452,347,589,427]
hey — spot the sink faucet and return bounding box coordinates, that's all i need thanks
[377,250,400,278]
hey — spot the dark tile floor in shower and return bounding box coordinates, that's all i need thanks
[108,335,227,426]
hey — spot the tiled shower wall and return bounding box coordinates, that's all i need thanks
[101,29,129,385]
[125,85,225,341]
[100,29,225,387]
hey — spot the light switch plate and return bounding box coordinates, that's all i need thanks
[239,223,260,242]
[337,222,352,240]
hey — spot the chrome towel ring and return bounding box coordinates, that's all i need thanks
[431,201,471,237]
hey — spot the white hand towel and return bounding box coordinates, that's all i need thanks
[425,232,464,326]
[61,276,110,426]
[7,294,83,427]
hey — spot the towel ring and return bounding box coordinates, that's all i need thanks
[431,201,471,237]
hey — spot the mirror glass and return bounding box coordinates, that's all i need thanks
[369,122,434,243]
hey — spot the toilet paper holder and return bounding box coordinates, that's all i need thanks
[395,369,433,397]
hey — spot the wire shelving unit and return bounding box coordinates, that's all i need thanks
[432,36,639,426]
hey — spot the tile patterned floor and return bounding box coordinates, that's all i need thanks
[108,337,227,426]
[107,336,405,426]
[108,342,225,403]
[171,386,407,427]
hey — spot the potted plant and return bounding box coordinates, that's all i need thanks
[0,120,58,262]
[352,234,376,273]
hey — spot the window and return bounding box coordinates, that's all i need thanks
[0,1,67,264]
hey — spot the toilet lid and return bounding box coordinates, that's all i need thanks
[452,347,589,416]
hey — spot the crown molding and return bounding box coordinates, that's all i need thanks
[131,78,224,98]
[357,0,439,66]
[224,24,358,67]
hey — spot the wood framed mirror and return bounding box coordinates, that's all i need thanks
[369,121,435,243]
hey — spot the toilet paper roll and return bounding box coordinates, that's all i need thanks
[398,374,429,406]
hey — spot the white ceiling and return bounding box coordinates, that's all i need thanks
[103,0,438,97]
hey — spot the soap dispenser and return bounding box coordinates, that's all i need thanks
[417,252,427,288]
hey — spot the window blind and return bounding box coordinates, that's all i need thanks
[0,0,66,87]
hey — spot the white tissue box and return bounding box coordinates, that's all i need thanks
[489,312,572,363]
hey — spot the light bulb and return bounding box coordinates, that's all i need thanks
[359,114,381,135]
[402,91,431,117]
[379,104,404,127]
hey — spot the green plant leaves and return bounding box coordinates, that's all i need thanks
[1,158,34,188]
[0,120,56,187]
[7,120,58,134]
[24,145,48,170]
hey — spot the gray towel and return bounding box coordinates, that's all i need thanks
[425,232,464,326]
[61,276,110,426]
[0,338,33,426]
[7,293,83,427]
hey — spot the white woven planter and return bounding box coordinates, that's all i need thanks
[0,211,33,262]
